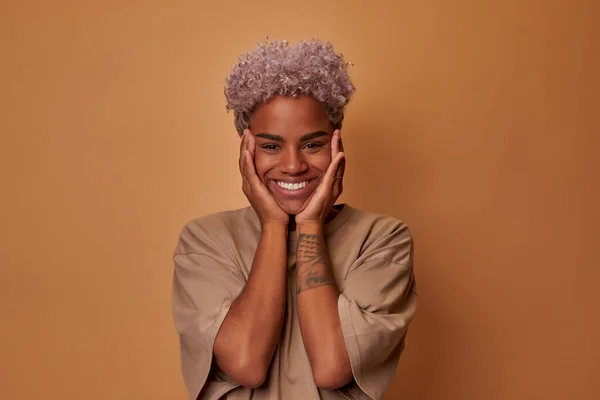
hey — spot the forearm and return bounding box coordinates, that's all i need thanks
[295,223,352,390]
[214,223,287,386]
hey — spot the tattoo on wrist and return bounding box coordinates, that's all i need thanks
[296,233,334,293]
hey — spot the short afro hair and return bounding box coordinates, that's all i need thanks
[224,38,356,136]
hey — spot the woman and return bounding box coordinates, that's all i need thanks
[172,39,417,400]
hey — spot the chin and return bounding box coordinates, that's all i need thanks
[278,200,308,216]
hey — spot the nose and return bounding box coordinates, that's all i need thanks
[279,148,308,175]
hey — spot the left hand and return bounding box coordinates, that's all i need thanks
[295,130,345,227]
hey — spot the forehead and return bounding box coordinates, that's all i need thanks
[250,95,331,137]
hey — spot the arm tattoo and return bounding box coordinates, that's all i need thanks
[296,233,334,293]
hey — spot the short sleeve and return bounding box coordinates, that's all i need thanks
[172,221,246,399]
[337,223,417,400]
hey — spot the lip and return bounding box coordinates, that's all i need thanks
[269,178,318,199]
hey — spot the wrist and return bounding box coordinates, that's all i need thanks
[296,221,324,234]
[261,221,289,236]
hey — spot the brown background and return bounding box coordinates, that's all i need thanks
[1,1,598,399]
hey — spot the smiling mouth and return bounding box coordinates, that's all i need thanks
[275,180,311,191]
[269,178,318,198]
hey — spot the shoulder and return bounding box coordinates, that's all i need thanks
[350,208,411,235]
[345,207,413,266]
[174,207,252,257]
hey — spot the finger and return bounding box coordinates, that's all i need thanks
[331,130,340,156]
[241,151,249,192]
[241,150,252,195]
[336,148,346,177]
[323,152,345,189]
[333,130,345,180]
[246,131,256,158]
[333,155,345,198]
[240,129,249,153]
[309,151,344,206]
[242,148,248,176]
[243,149,261,185]
[243,149,270,201]
[244,134,259,183]
[329,131,342,181]
[239,130,249,174]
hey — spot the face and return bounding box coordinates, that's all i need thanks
[249,95,334,215]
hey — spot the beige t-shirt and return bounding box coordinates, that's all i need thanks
[172,204,417,400]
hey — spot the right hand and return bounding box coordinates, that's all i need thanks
[239,129,289,227]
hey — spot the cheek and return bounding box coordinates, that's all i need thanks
[253,153,275,176]
[310,153,332,172]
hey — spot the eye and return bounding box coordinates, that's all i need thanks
[304,142,325,150]
[261,144,280,151]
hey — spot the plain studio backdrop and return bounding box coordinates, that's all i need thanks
[1,1,598,399]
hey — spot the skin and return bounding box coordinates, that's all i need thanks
[248,95,343,223]
[213,95,353,390]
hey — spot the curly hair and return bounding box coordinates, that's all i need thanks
[224,38,356,136]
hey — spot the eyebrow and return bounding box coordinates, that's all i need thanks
[255,131,328,143]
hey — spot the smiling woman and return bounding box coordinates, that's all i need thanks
[171,39,418,400]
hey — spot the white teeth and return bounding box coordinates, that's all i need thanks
[276,180,309,190]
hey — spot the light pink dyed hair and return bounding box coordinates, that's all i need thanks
[224,38,356,136]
